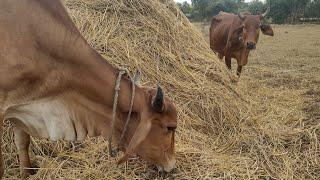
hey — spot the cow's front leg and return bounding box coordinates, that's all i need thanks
[0,114,4,179]
[225,57,232,70]
[237,65,243,77]
[13,125,33,178]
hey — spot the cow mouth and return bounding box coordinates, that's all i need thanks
[156,163,175,173]
[159,157,176,172]
[149,164,177,179]
[136,154,174,173]
[148,157,176,173]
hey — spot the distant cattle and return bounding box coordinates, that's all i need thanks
[0,0,177,178]
[210,9,274,76]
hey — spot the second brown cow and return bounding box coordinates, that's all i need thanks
[210,9,274,76]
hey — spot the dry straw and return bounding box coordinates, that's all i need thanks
[2,0,318,179]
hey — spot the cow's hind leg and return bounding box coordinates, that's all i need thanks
[13,125,33,178]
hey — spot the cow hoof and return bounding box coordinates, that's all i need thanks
[30,168,37,175]
[20,170,32,179]
[21,167,37,179]
[0,168,4,179]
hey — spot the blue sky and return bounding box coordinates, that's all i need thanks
[174,0,254,3]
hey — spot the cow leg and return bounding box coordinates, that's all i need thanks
[237,65,243,77]
[13,126,33,178]
[225,57,232,70]
[0,114,4,179]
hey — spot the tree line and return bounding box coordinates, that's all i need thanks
[177,0,320,24]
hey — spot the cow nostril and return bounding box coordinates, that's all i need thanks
[247,42,256,50]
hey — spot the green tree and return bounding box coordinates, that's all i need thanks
[266,0,311,23]
[237,0,248,12]
[191,0,210,20]
[305,0,320,18]
[191,0,238,20]
[288,0,309,22]
[221,0,238,13]
[267,0,290,23]
[248,0,266,15]
[177,1,192,16]
[177,0,314,23]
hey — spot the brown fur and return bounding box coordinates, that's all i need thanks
[210,11,274,76]
[0,0,177,178]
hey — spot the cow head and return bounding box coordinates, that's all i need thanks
[237,8,274,51]
[118,86,177,172]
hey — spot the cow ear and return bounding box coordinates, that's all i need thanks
[260,24,274,36]
[151,86,164,113]
[117,115,152,164]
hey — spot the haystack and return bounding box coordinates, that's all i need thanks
[2,0,247,179]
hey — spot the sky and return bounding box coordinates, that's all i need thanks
[174,0,254,3]
[174,0,192,4]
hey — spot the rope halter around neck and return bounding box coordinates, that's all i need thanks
[108,68,141,157]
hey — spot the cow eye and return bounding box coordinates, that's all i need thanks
[167,126,176,132]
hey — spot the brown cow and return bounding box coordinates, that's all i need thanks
[210,9,274,76]
[0,0,177,178]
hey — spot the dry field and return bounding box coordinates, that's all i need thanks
[1,0,319,179]
[195,23,320,178]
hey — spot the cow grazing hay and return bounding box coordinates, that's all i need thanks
[196,22,320,179]
[2,0,248,179]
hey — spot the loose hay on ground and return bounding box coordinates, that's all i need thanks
[2,0,247,179]
[3,0,319,179]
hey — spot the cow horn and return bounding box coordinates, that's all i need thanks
[261,7,270,18]
[152,86,164,112]
[238,12,246,20]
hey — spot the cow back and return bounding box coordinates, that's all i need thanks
[210,12,242,55]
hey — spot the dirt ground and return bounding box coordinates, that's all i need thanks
[194,23,320,178]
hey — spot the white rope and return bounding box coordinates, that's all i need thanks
[108,68,140,157]
[119,69,140,142]
[108,68,127,157]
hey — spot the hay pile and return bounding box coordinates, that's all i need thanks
[3,0,319,179]
[2,0,249,179]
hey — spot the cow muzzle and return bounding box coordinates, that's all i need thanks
[157,158,176,172]
[246,42,256,50]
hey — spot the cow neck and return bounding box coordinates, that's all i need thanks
[112,71,150,147]
[72,48,146,113]
[114,109,141,149]
[116,72,145,114]
[78,50,148,140]
[26,0,147,144]
[108,69,141,149]
[49,29,148,144]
